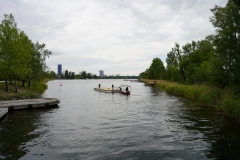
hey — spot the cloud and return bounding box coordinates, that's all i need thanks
[0,0,228,75]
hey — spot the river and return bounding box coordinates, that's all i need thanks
[0,79,240,160]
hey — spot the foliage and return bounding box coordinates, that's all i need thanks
[81,71,87,79]
[140,0,240,88]
[32,80,48,94]
[233,0,240,6]
[0,14,32,91]
[148,58,165,80]
[0,14,53,92]
[29,41,52,83]
[139,58,165,80]
[139,0,240,122]
[64,70,69,79]
[210,0,240,87]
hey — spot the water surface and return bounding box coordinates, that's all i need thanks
[1,79,240,160]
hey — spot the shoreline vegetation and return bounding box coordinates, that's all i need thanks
[0,79,51,101]
[0,13,55,96]
[139,2,240,123]
[142,79,240,123]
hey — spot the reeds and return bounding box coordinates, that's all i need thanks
[143,79,240,122]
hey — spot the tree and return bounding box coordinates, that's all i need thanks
[182,41,197,56]
[210,0,240,87]
[233,0,240,6]
[68,71,72,79]
[28,41,51,86]
[182,40,214,84]
[148,57,165,80]
[81,71,86,79]
[165,39,215,84]
[65,70,69,79]
[46,70,55,78]
[87,73,91,79]
[166,50,180,81]
[165,43,186,82]
[172,43,186,82]
[0,14,32,91]
[139,69,149,79]
[71,72,75,79]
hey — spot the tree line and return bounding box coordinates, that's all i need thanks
[58,70,139,79]
[0,14,54,91]
[57,70,96,79]
[140,0,240,90]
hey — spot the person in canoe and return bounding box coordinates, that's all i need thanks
[126,86,129,93]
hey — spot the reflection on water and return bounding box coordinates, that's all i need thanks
[0,108,58,160]
[0,79,240,159]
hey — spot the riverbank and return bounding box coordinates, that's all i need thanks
[142,79,240,122]
[0,79,52,101]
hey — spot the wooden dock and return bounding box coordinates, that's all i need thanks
[94,87,118,93]
[0,98,59,110]
[0,108,8,119]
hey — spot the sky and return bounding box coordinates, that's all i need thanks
[0,0,227,76]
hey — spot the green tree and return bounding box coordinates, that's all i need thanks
[182,40,214,84]
[210,0,240,87]
[172,43,186,82]
[165,50,180,81]
[233,0,240,6]
[81,71,87,79]
[165,39,214,84]
[87,73,91,79]
[0,14,32,91]
[44,70,55,78]
[148,57,165,80]
[27,41,51,87]
[93,74,98,79]
[65,70,69,79]
[71,72,75,79]
[165,43,186,82]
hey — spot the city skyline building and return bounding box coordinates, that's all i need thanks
[58,64,62,75]
[99,70,104,78]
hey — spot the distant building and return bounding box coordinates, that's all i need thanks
[99,70,104,78]
[58,64,62,75]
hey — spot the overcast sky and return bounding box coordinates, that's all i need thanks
[1,0,227,76]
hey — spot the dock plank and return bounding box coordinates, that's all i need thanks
[0,108,8,119]
[94,88,118,93]
[0,98,60,110]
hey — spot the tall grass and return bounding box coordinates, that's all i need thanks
[32,81,48,94]
[143,79,240,122]
[220,91,240,122]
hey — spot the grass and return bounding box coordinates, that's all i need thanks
[0,80,49,100]
[142,79,240,122]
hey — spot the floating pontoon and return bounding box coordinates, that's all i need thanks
[94,87,118,93]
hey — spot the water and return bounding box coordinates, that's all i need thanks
[1,79,240,160]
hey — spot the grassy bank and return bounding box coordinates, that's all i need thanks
[142,79,240,122]
[0,79,51,101]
